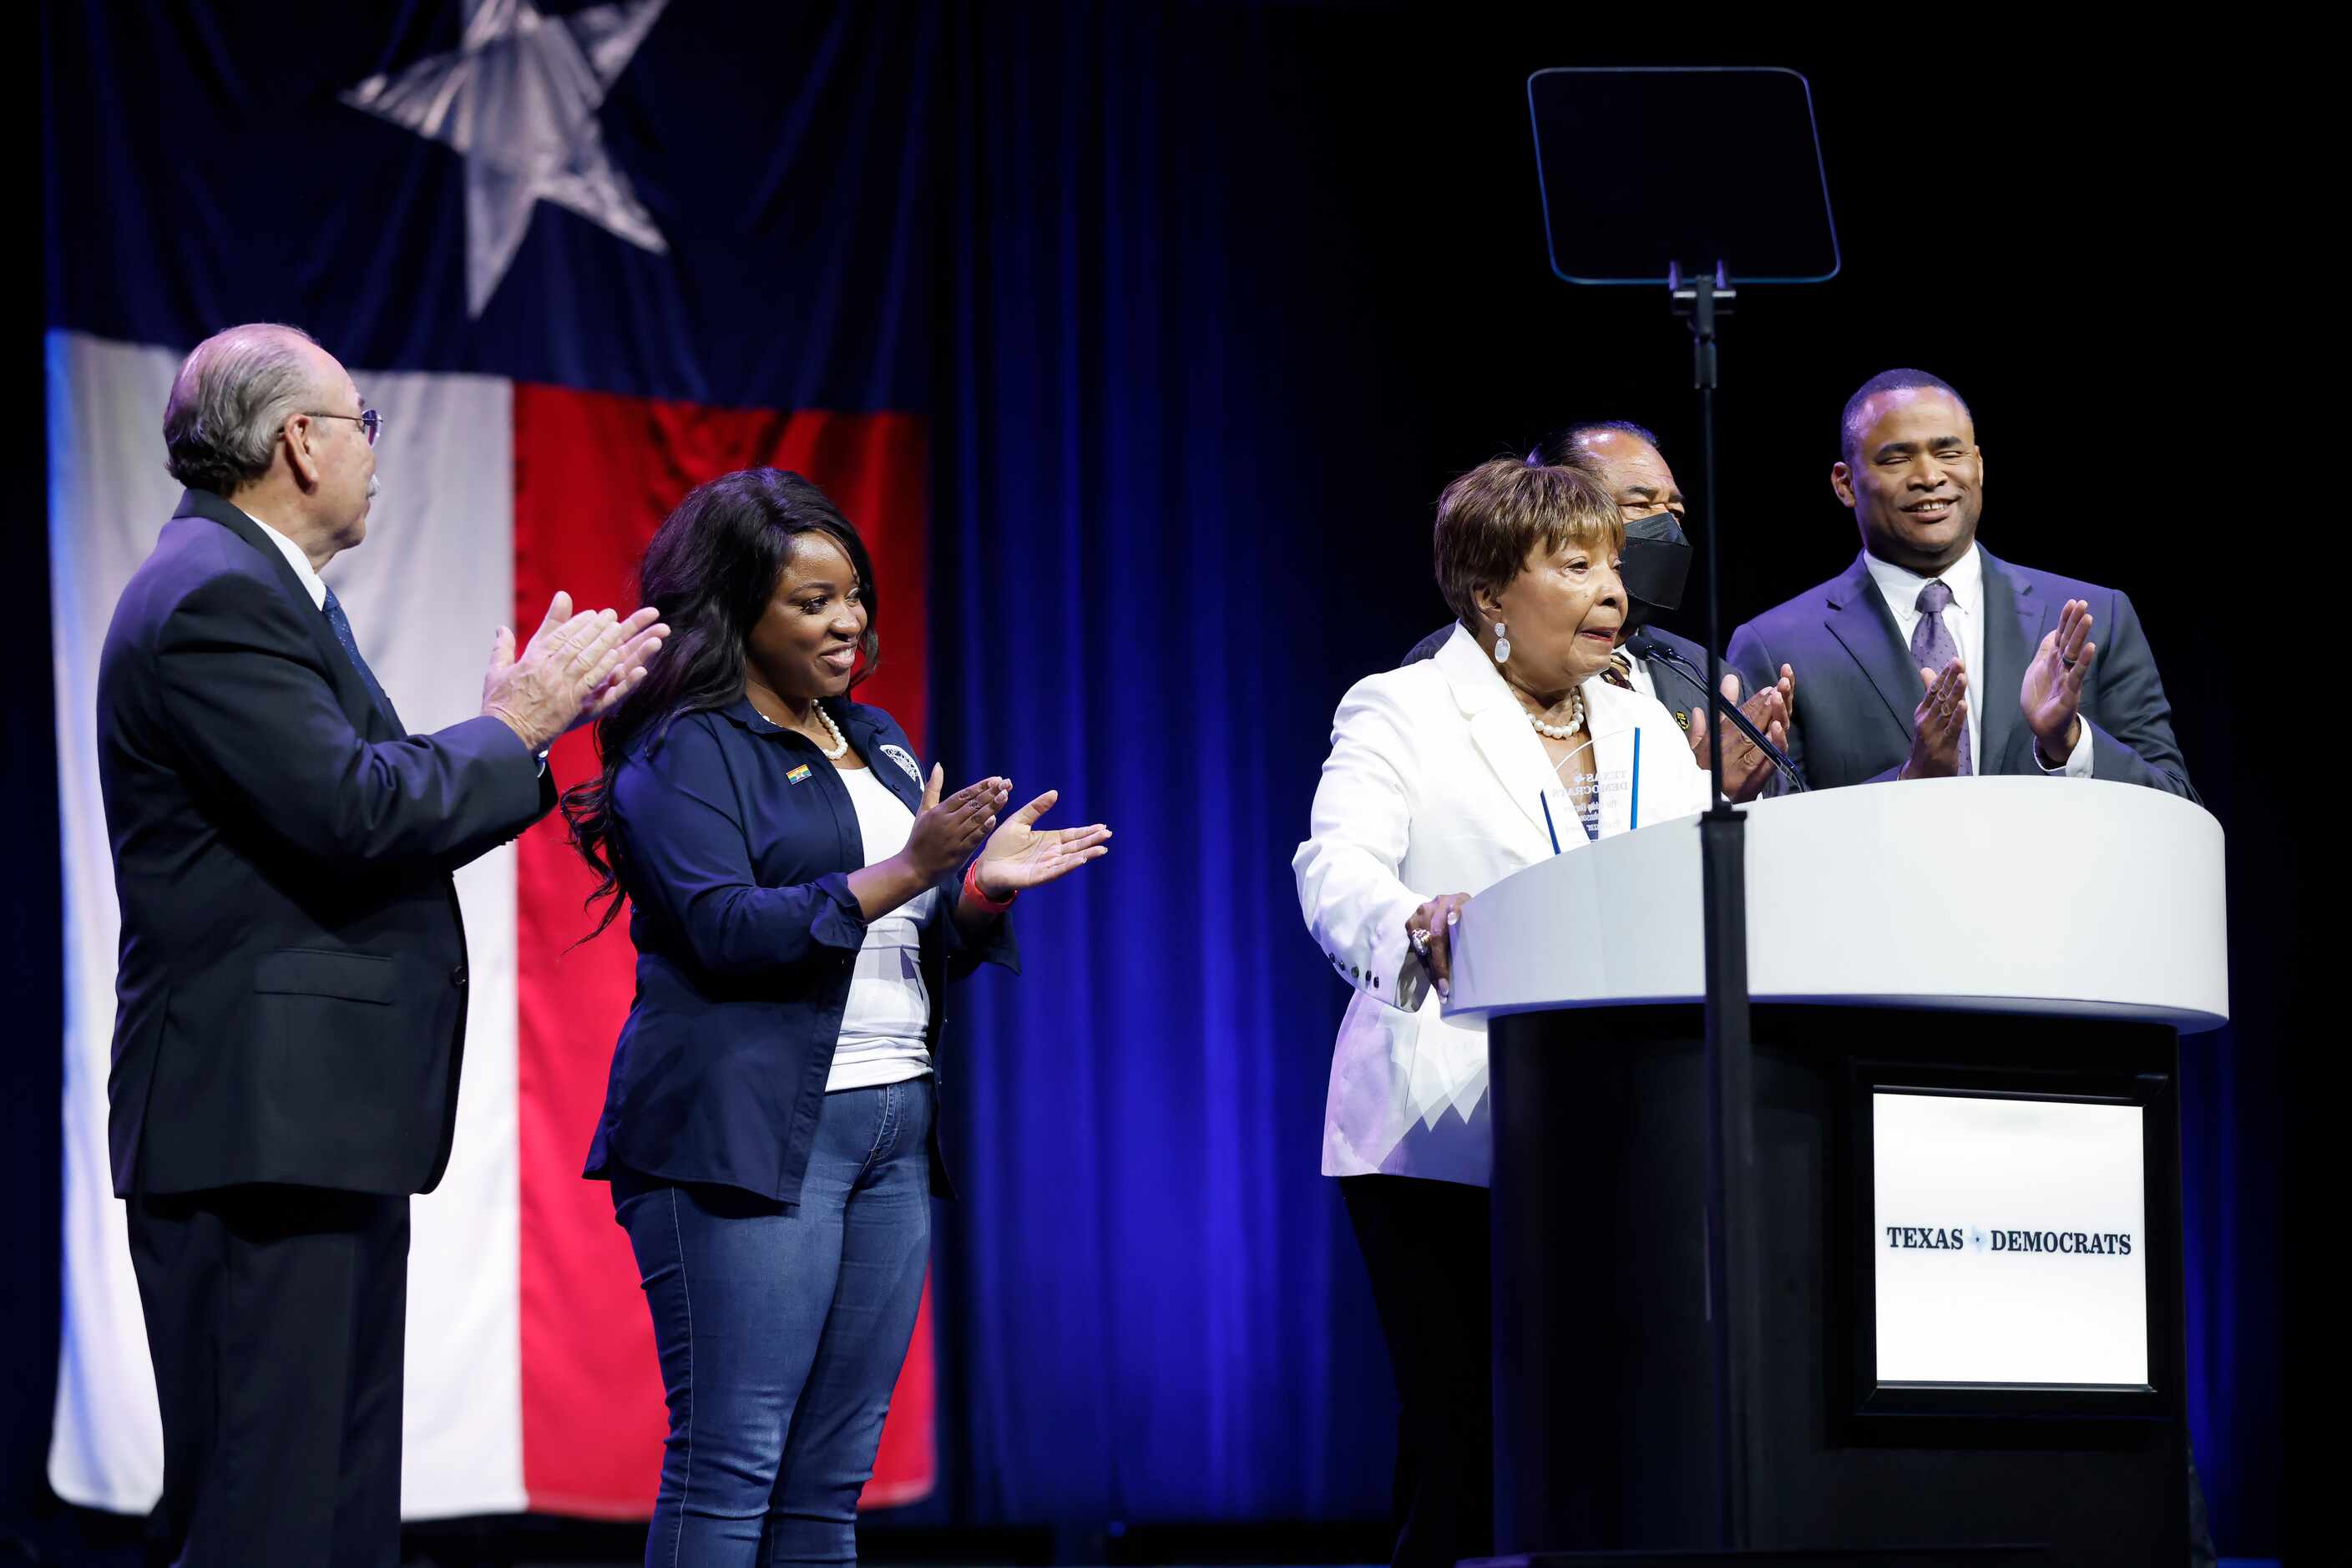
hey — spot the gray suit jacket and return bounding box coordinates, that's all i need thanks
[1724,548,2195,799]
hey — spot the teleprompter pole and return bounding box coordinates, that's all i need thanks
[1672,262,1758,1552]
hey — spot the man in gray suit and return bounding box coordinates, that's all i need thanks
[1726,371,2212,1565]
[1727,370,2193,797]
[1406,422,1793,801]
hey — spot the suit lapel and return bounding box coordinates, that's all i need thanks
[1638,630,1710,730]
[840,705,923,812]
[1976,549,2044,773]
[1823,552,1922,741]
[1437,627,1556,842]
[175,489,387,739]
[1467,706,1558,840]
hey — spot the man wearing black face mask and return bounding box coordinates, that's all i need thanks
[1404,422,1793,802]
[1726,371,2194,797]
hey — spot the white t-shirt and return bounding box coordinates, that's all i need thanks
[826,764,938,1092]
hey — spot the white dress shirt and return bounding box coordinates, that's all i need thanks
[241,507,328,610]
[1863,544,2090,776]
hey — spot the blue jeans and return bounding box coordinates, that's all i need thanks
[613,1078,934,1568]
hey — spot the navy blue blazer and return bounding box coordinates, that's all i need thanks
[1725,548,2196,799]
[583,695,1017,1205]
[1403,620,1717,734]
[98,489,552,1196]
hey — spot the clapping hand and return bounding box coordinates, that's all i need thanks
[973,789,1112,897]
[1688,664,1793,802]
[483,592,668,751]
[1899,659,1968,780]
[2021,599,2097,766]
[905,766,1013,879]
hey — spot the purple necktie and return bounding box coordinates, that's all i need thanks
[1911,579,1971,775]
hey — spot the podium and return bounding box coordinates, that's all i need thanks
[1446,778,2225,1566]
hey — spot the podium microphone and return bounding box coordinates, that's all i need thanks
[1624,630,1808,793]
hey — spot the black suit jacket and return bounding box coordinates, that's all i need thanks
[1402,620,1717,735]
[96,489,555,1197]
[1724,547,2196,799]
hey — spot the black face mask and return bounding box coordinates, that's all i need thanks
[1619,510,1692,631]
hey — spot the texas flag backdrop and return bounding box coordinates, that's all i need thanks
[43,2,947,1519]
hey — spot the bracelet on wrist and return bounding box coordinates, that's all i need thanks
[961,858,1016,915]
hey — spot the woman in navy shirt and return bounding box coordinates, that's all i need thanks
[564,468,1109,1566]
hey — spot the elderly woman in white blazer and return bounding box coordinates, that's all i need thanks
[1294,456,1713,1568]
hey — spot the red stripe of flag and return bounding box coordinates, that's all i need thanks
[511,382,933,1515]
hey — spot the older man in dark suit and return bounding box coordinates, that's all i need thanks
[97,323,665,1566]
[1727,369,2193,798]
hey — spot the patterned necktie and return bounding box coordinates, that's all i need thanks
[321,585,398,730]
[1911,579,1971,775]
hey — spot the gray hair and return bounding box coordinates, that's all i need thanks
[162,324,323,496]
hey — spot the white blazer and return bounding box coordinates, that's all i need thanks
[1292,624,1714,1186]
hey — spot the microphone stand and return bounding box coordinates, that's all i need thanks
[1670,261,1761,1552]
[1626,632,1805,793]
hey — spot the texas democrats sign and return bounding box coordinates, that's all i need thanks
[1870,1092,2150,1388]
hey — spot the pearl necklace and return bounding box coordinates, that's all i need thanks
[759,701,849,760]
[1528,692,1585,740]
[811,703,850,759]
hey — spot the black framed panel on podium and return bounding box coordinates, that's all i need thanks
[1849,1068,2181,1424]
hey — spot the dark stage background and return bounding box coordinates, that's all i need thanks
[8,5,2294,1561]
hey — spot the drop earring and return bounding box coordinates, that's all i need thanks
[1492,620,1510,665]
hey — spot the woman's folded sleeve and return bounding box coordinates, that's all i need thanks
[1292,675,1432,1014]
[613,720,868,975]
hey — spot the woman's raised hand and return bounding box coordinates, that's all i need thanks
[903,766,1011,879]
[973,789,1112,897]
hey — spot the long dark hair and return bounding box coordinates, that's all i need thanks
[562,468,882,939]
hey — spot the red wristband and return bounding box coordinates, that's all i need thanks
[962,858,1016,915]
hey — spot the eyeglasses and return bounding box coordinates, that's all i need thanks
[304,409,384,447]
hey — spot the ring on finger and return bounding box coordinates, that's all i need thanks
[1409,928,1430,957]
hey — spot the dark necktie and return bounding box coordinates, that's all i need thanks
[321,585,398,730]
[1911,579,1971,775]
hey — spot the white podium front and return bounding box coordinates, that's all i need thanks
[1446,778,2227,1567]
[1448,776,2227,1031]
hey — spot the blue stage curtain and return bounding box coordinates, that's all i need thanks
[920,1,1403,1525]
[10,3,2288,1548]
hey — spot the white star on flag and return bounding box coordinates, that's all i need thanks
[341,0,670,317]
